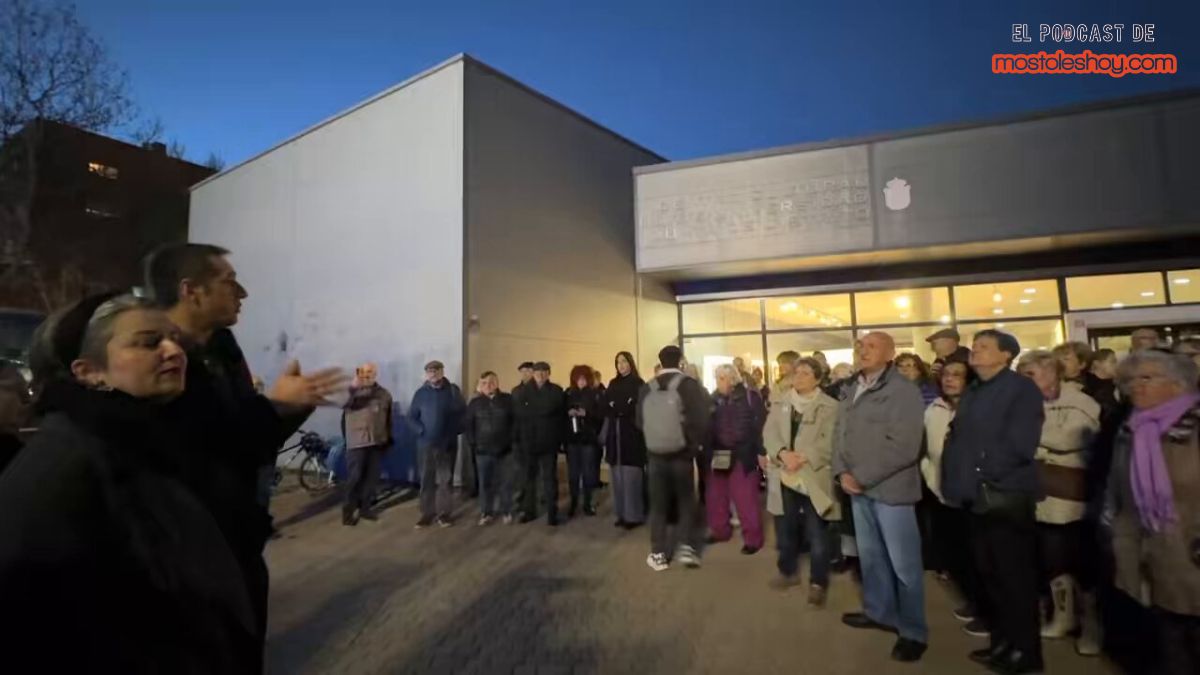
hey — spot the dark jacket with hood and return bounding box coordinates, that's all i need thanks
[604,373,647,467]
[0,381,258,674]
[465,392,515,456]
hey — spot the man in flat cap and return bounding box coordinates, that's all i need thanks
[409,360,465,528]
[513,362,566,526]
[927,328,971,379]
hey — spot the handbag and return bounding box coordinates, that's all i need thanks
[711,449,733,471]
[971,481,1034,521]
[1037,461,1087,502]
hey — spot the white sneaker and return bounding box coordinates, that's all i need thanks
[676,545,701,569]
[477,515,493,526]
[646,552,670,572]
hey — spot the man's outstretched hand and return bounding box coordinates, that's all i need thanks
[270,360,349,408]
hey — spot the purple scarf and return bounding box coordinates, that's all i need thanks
[1128,393,1199,532]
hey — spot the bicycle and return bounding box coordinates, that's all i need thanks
[274,431,336,494]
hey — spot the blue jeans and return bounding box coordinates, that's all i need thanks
[566,443,598,508]
[851,495,928,643]
[476,453,513,517]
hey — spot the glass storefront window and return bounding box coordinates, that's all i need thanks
[953,279,1060,320]
[1065,272,1165,310]
[766,331,854,384]
[1168,269,1200,304]
[957,319,1065,358]
[681,334,764,392]
[854,287,951,326]
[764,293,852,330]
[681,298,761,334]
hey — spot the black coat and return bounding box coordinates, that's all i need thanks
[514,381,566,455]
[465,393,515,456]
[0,383,258,673]
[565,386,604,445]
[604,374,647,467]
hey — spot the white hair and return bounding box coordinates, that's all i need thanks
[714,364,744,385]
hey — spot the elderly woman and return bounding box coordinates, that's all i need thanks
[1054,341,1116,414]
[763,357,840,607]
[0,294,257,672]
[896,353,939,406]
[705,363,766,554]
[1016,350,1102,653]
[1106,351,1200,675]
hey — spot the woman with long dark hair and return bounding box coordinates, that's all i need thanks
[604,351,647,529]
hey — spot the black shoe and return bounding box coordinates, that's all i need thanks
[841,613,898,633]
[358,509,378,521]
[741,545,760,555]
[583,504,597,516]
[342,510,359,527]
[953,603,977,622]
[414,515,434,530]
[614,519,627,528]
[706,534,723,545]
[891,638,927,663]
[568,502,578,518]
[988,647,1043,674]
[962,618,990,638]
[547,515,559,527]
[622,521,643,530]
[519,513,538,524]
[969,642,1010,666]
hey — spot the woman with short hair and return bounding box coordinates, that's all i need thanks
[705,363,766,554]
[895,353,939,406]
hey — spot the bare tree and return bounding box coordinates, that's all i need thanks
[130,115,165,146]
[0,0,134,310]
[166,138,187,159]
[203,151,226,172]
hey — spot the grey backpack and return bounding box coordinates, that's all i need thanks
[642,374,688,454]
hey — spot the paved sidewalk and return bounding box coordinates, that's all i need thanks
[264,479,1120,675]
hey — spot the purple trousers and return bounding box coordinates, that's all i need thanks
[706,463,764,549]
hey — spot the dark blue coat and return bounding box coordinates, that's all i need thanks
[941,367,1045,506]
[408,380,465,447]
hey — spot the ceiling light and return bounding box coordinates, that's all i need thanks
[1019,298,1032,305]
[1140,291,1155,298]
[996,323,1005,328]
[939,315,951,324]
[992,292,1003,302]
[1111,302,1125,309]
[1024,288,1037,294]
[993,308,1004,315]
[808,310,817,317]
[899,313,909,320]
[893,296,911,309]
[1174,277,1191,285]
[780,301,798,313]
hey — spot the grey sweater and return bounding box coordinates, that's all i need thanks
[831,365,926,505]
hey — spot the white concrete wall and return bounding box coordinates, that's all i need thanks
[190,61,465,437]
[463,61,665,387]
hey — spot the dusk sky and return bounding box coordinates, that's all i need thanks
[76,0,1200,168]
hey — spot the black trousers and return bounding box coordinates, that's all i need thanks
[933,500,984,614]
[1158,608,1200,675]
[521,452,559,520]
[344,445,385,514]
[649,455,699,556]
[970,502,1041,658]
[1037,521,1084,584]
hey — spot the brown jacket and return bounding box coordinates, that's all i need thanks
[342,384,394,451]
[1107,400,1200,616]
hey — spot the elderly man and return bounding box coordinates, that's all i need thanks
[1130,327,1162,353]
[832,332,928,663]
[409,360,466,529]
[514,362,566,526]
[926,328,971,378]
[341,363,394,526]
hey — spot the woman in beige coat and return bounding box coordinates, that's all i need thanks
[763,357,841,607]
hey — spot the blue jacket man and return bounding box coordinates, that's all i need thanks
[409,361,465,528]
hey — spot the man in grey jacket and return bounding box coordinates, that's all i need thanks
[341,363,394,525]
[832,331,928,663]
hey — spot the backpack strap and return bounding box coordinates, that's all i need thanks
[665,373,685,393]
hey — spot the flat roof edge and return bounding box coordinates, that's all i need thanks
[634,87,1200,176]
[190,53,469,192]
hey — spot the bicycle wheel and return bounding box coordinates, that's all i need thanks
[298,454,333,493]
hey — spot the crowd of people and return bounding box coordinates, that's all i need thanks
[1,239,1198,675]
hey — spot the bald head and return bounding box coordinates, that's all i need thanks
[356,362,378,387]
[858,332,896,373]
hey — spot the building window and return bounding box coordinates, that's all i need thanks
[956,319,1064,356]
[681,298,761,334]
[854,287,951,326]
[87,162,119,179]
[953,279,1060,321]
[766,331,854,382]
[1167,269,1199,304]
[764,293,851,330]
[1065,272,1165,310]
[682,334,765,392]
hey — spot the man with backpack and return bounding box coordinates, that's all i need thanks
[638,345,712,572]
